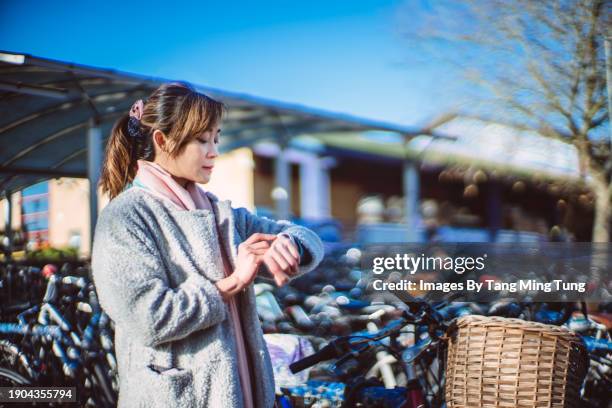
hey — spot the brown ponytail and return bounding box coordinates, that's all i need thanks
[99,114,137,199]
[99,82,225,200]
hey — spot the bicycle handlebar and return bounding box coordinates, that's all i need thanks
[289,296,454,375]
[289,340,348,373]
[289,315,414,374]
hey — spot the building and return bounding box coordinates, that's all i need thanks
[1,116,596,256]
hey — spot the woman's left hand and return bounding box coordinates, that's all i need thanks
[262,234,300,286]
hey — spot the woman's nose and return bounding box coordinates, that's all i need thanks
[207,144,219,158]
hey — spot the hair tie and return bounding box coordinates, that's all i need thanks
[129,99,144,120]
[127,99,145,139]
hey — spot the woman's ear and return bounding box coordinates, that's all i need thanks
[152,129,167,153]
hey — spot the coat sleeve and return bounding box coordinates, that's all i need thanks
[232,207,324,277]
[91,209,226,348]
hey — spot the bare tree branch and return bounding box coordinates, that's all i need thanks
[401,0,610,240]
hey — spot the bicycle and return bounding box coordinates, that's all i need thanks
[0,265,117,407]
[286,293,451,408]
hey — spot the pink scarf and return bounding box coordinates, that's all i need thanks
[134,160,255,408]
[133,160,211,211]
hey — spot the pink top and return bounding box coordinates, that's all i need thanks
[134,160,255,408]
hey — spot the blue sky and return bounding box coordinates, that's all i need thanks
[1,0,465,127]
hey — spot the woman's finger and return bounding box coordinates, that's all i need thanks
[263,255,290,286]
[273,270,289,286]
[263,253,281,275]
[249,240,272,250]
[281,240,300,264]
[271,246,297,277]
[274,244,299,271]
[271,250,290,272]
[244,233,277,245]
[277,238,299,264]
[280,236,300,259]
[248,246,269,256]
[285,257,298,276]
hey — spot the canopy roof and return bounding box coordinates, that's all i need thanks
[0,51,425,198]
[301,117,585,184]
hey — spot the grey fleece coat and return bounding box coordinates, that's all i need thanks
[91,187,324,408]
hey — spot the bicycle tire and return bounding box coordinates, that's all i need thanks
[0,340,35,382]
[0,368,33,408]
[0,367,31,386]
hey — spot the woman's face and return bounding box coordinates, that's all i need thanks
[154,122,221,186]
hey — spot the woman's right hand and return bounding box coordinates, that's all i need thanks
[216,233,276,300]
[233,233,276,287]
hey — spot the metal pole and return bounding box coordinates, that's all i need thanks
[319,158,333,220]
[87,120,102,250]
[274,145,291,220]
[4,191,13,258]
[299,153,328,220]
[604,36,612,146]
[403,160,420,241]
[487,182,502,242]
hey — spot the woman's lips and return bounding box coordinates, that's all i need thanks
[202,165,214,171]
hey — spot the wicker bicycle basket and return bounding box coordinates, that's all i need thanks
[444,315,588,408]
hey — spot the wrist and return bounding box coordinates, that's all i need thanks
[216,274,246,301]
[231,273,247,291]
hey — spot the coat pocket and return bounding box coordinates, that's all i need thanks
[192,358,243,407]
[139,365,195,408]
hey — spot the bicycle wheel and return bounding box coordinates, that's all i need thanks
[0,367,32,408]
[0,367,31,386]
[0,340,34,382]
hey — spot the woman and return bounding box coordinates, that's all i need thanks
[91,82,324,408]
